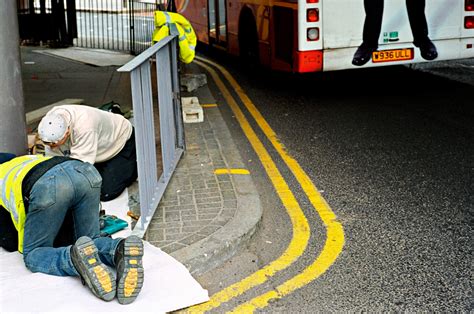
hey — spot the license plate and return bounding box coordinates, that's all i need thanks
[372,48,414,63]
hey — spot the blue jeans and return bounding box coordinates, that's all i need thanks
[22,160,122,276]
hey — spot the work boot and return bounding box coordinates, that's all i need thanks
[115,235,144,305]
[71,236,116,301]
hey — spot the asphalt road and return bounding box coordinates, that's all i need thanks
[195,56,473,312]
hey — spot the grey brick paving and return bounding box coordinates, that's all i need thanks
[144,109,244,252]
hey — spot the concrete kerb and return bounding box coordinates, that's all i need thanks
[168,63,263,275]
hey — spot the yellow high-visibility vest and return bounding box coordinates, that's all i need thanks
[0,155,51,253]
[152,11,197,64]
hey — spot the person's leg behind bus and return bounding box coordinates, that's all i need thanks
[353,0,385,65]
[406,0,437,60]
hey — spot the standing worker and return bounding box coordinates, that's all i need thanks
[37,104,137,201]
[0,153,144,304]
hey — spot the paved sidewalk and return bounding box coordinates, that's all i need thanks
[21,46,262,276]
[145,67,261,274]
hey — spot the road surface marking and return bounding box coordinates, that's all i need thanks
[198,56,345,313]
[201,104,218,108]
[214,169,250,175]
[190,59,311,313]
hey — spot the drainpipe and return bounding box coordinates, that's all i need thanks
[0,1,28,155]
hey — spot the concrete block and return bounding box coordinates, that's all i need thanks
[182,97,204,123]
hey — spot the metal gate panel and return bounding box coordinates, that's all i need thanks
[74,0,160,54]
[118,36,185,237]
[18,0,162,55]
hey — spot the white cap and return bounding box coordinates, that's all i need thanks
[38,113,68,143]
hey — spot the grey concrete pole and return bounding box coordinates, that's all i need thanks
[0,1,28,155]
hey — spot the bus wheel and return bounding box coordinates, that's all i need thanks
[239,9,259,66]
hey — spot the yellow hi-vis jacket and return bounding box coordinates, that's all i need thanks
[152,11,197,64]
[0,155,51,253]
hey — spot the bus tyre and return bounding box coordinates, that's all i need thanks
[239,9,259,67]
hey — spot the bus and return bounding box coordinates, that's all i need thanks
[168,0,474,73]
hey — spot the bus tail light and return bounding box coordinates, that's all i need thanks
[307,28,319,41]
[307,8,319,22]
[465,16,474,28]
[466,0,474,11]
[307,0,319,3]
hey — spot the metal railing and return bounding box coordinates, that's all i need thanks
[17,0,162,55]
[118,35,185,237]
[74,0,161,54]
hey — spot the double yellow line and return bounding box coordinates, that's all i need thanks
[190,56,345,312]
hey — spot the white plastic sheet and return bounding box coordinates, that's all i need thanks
[0,243,209,312]
[0,188,209,312]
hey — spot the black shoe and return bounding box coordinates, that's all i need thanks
[352,44,377,66]
[71,236,116,301]
[415,40,438,61]
[115,235,144,305]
